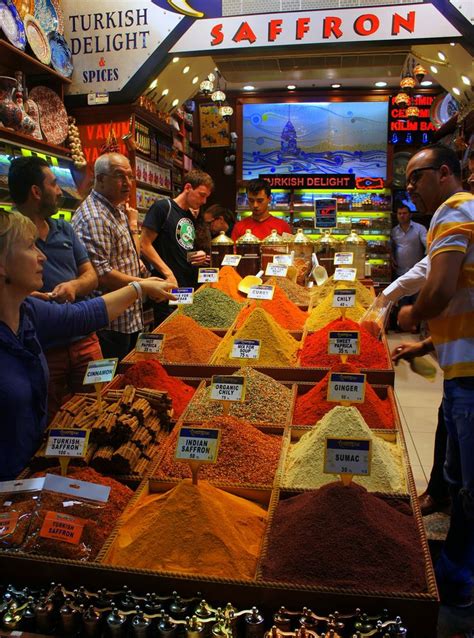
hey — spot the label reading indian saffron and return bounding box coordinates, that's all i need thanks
[324,438,372,476]
[45,429,90,458]
[334,252,354,265]
[230,339,261,360]
[210,375,246,402]
[221,254,241,266]
[0,512,20,537]
[39,511,87,545]
[327,372,366,404]
[83,358,118,384]
[265,263,288,277]
[169,287,194,305]
[248,285,274,300]
[136,333,165,354]
[332,288,356,308]
[198,268,219,283]
[175,427,221,463]
[328,331,360,356]
[334,267,357,282]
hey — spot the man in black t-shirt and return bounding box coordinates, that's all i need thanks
[140,169,214,289]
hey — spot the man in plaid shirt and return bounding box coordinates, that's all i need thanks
[72,153,144,359]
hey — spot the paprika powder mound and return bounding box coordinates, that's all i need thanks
[236,285,307,331]
[299,317,389,369]
[210,266,246,301]
[105,479,267,580]
[260,482,426,593]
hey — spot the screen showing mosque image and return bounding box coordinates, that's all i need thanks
[242,102,388,181]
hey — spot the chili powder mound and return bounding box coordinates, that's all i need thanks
[105,479,267,580]
[154,415,282,486]
[210,266,245,301]
[299,318,389,369]
[122,360,194,418]
[261,482,427,593]
[236,285,307,331]
[293,364,394,429]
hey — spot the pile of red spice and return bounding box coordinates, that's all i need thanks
[154,415,282,486]
[261,481,427,593]
[236,285,307,331]
[292,363,394,429]
[299,318,389,368]
[122,360,195,418]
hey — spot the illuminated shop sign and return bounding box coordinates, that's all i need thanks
[388,94,437,144]
[260,174,356,189]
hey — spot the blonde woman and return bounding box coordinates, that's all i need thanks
[0,210,174,480]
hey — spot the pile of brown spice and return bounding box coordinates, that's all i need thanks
[265,276,310,306]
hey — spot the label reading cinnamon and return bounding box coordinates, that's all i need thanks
[0,512,20,537]
[39,511,87,545]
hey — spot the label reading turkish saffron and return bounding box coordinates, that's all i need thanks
[0,512,20,537]
[169,287,194,305]
[324,438,372,476]
[198,268,219,283]
[136,333,165,354]
[39,511,87,545]
[328,331,360,356]
[45,429,89,458]
[332,288,356,308]
[248,285,274,300]
[334,267,357,282]
[221,254,241,266]
[210,375,246,402]
[334,252,354,265]
[327,372,366,404]
[175,427,221,463]
[273,254,293,266]
[230,339,261,360]
[265,263,288,277]
[83,358,118,384]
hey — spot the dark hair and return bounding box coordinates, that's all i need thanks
[246,178,271,197]
[204,204,235,228]
[396,204,411,214]
[183,169,214,191]
[8,156,50,205]
[423,143,461,178]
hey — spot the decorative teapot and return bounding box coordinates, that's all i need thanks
[0,75,36,134]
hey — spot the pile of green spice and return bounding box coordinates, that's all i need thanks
[182,287,242,328]
[184,367,292,425]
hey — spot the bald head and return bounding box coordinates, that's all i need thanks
[94,153,134,207]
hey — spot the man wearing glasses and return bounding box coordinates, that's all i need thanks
[72,153,144,359]
[397,143,474,608]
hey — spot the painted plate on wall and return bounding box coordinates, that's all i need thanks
[12,0,33,19]
[430,92,459,129]
[0,0,26,49]
[24,13,50,64]
[29,85,68,145]
[48,31,73,77]
[33,0,57,34]
[50,0,62,33]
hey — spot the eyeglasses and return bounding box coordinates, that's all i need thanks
[100,171,136,183]
[406,165,439,186]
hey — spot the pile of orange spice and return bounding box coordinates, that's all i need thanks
[236,285,307,331]
[210,266,245,301]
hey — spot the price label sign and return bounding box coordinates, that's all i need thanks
[332,288,356,308]
[83,358,118,384]
[175,427,221,463]
[327,372,366,404]
[334,267,357,282]
[328,331,360,356]
[230,339,261,360]
[273,254,293,266]
[221,254,241,266]
[265,263,288,277]
[136,333,165,354]
[210,375,246,402]
[334,252,354,265]
[198,268,219,283]
[45,429,90,458]
[169,287,194,305]
[248,285,275,300]
[324,438,372,476]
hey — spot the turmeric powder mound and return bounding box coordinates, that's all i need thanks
[235,285,307,331]
[104,479,267,580]
[156,315,221,364]
[265,276,310,306]
[210,266,246,302]
[305,295,366,331]
[211,307,299,367]
[309,276,375,309]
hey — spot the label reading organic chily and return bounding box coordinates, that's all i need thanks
[210,375,246,402]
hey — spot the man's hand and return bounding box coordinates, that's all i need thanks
[124,203,139,228]
[189,250,209,266]
[397,305,417,331]
[50,281,77,303]
[391,341,427,364]
[30,291,52,302]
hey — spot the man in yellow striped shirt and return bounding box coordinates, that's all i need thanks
[398,143,474,608]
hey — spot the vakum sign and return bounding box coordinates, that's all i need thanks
[62,0,184,95]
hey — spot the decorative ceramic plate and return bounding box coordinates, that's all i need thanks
[12,0,33,19]
[430,92,459,129]
[392,152,412,189]
[29,85,68,145]
[48,31,73,77]
[24,13,50,64]
[0,0,26,49]
[25,97,43,140]
[50,0,62,33]
[33,0,57,34]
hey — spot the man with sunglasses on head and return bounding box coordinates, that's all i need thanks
[396,143,474,609]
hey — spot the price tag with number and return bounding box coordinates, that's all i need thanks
[175,427,221,463]
[273,254,293,266]
[265,263,288,277]
[248,285,275,300]
[221,254,241,267]
[334,267,357,282]
[334,252,354,265]
[332,288,356,308]
[230,339,261,360]
[327,372,366,404]
[169,287,194,305]
[328,331,360,356]
[210,375,246,402]
[83,358,118,385]
[198,268,219,283]
[45,429,90,458]
[324,438,371,476]
[136,333,165,354]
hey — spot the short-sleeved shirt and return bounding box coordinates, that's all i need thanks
[231,215,291,241]
[37,218,90,299]
[426,192,474,380]
[143,199,198,287]
[391,221,427,277]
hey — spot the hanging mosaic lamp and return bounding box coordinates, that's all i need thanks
[406,106,420,120]
[394,92,411,108]
[413,64,427,83]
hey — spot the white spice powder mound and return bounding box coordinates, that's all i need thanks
[283,406,406,493]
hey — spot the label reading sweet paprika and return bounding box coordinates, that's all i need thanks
[0,512,20,537]
[39,511,87,545]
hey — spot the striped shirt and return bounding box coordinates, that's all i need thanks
[72,190,143,334]
[426,192,474,380]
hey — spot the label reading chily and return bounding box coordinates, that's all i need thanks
[45,429,89,458]
[324,438,371,476]
[175,427,221,463]
[83,358,118,384]
[328,331,360,356]
[327,372,366,403]
[210,375,246,402]
[230,339,261,360]
[332,288,356,308]
[136,333,165,354]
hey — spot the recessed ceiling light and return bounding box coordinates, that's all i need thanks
[162,88,169,96]
[172,98,179,107]
[452,87,461,96]
[331,83,341,89]
[287,84,296,90]
[243,85,255,91]
[430,65,438,74]
[461,75,471,86]
[420,80,433,87]
[182,66,190,74]
[172,57,180,63]
[148,79,158,90]
[374,81,387,87]
[192,76,199,84]
[449,42,456,46]
[438,51,447,61]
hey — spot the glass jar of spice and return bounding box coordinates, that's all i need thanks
[260,229,289,272]
[235,229,261,277]
[210,231,234,268]
[314,230,341,277]
[342,229,366,279]
[289,229,314,285]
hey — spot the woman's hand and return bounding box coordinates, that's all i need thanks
[140,278,176,303]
